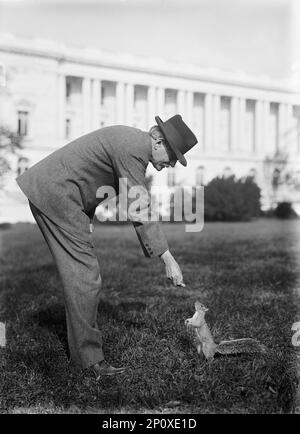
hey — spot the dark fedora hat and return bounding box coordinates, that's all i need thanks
[155,114,198,166]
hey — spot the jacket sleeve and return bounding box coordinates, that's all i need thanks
[111,151,169,258]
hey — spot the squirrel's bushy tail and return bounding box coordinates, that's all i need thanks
[216,338,268,355]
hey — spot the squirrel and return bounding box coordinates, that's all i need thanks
[184,301,267,360]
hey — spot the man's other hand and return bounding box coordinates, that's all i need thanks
[160,250,185,287]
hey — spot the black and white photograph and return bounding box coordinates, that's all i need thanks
[0,0,300,417]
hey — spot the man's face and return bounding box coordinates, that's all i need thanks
[151,139,177,171]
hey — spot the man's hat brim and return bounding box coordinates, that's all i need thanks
[155,116,187,166]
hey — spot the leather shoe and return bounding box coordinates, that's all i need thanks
[91,360,126,380]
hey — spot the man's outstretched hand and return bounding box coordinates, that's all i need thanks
[160,250,185,287]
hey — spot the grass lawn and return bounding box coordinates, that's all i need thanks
[0,219,299,414]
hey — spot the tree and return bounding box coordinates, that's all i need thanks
[0,127,23,188]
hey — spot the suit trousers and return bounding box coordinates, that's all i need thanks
[29,201,104,369]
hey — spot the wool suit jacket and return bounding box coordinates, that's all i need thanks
[16,126,169,258]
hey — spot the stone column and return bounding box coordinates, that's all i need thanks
[285,104,294,153]
[116,81,125,124]
[238,97,246,152]
[148,85,156,126]
[92,79,101,129]
[212,94,220,150]
[156,87,165,119]
[57,73,66,143]
[82,77,92,134]
[125,83,134,126]
[282,103,291,151]
[204,93,212,152]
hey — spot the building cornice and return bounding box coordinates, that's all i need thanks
[0,33,299,95]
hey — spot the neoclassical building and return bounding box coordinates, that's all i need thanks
[0,33,300,222]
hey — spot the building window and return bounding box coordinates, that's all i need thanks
[268,103,279,153]
[101,81,117,125]
[196,165,205,186]
[248,168,257,181]
[165,89,177,118]
[219,96,231,151]
[101,81,116,106]
[65,76,82,105]
[101,84,106,105]
[133,85,148,129]
[193,93,205,147]
[66,81,71,100]
[17,157,29,176]
[245,100,256,152]
[17,111,29,136]
[134,85,147,108]
[65,118,71,139]
[167,168,176,187]
[272,168,281,191]
[223,166,233,179]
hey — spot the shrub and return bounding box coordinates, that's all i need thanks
[274,202,298,219]
[0,222,12,230]
[204,175,261,222]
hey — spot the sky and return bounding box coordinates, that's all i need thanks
[0,0,293,79]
